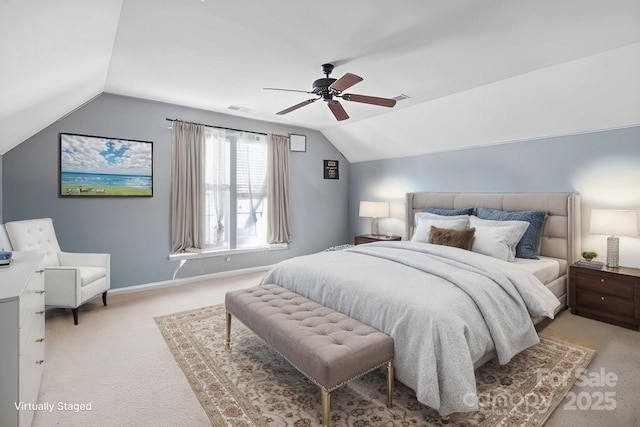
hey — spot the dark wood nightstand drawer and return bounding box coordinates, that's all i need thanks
[354,235,401,245]
[576,289,635,319]
[574,271,634,299]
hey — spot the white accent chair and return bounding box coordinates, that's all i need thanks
[5,218,110,325]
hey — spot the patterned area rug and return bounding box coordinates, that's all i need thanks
[155,305,595,426]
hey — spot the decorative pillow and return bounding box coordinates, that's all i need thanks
[428,226,476,250]
[422,207,474,216]
[469,216,529,262]
[411,217,470,243]
[476,208,546,259]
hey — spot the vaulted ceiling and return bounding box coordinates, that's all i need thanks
[1,0,639,162]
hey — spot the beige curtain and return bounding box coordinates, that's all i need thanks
[171,121,205,252]
[267,133,292,244]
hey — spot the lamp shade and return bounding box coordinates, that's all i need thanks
[359,201,390,218]
[590,209,638,237]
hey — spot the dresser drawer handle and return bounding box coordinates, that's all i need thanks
[36,338,45,343]
[600,278,605,283]
[35,360,44,365]
[36,290,45,294]
[37,310,45,315]
[36,269,45,274]
[601,296,605,301]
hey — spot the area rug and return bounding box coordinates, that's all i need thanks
[155,305,595,426]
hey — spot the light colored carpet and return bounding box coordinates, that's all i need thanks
[32,272,640,426]
[155,304,595,426]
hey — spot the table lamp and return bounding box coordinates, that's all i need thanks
[590,209,638,267]
[359,201,390,236]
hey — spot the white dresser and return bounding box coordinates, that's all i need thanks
[0,251,45,427]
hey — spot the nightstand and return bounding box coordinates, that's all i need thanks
[569,264,640,331]
[354,234,401,245]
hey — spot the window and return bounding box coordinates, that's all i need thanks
[203,128,268,251]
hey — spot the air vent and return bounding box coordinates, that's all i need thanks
[392,94,410,101]
[228,105,252,112]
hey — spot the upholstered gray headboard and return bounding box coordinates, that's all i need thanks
[406,192,581,264]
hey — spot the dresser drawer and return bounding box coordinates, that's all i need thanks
[19,272,45,355]
[19,319,45,427]
[19,270,45,329]
[20,304,45,356]
[574,271,634,299]
[20,322,44,392]
[576,289,635,319]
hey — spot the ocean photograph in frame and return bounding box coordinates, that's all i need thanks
[60,133,153,197]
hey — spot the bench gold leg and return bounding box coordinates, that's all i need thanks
[440,415,451,424]
[386,361,394,408]
[322,390,330,427]
[225,311,232,350]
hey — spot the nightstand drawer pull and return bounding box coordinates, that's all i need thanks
[601,278,605,283]
[601,296,605,301]
[35,360,44,365]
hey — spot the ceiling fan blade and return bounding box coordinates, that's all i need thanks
[264,87,315,94]
[327,100,349,121]
[329,73,363,92]
[276,98,319,115]
[341,93,396,107]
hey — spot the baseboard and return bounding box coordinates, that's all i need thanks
[108,265,273,296]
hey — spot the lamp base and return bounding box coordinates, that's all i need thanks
[606,236,619,268]
[370,217,381,236]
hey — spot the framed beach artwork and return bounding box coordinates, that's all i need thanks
[59,133,153,197]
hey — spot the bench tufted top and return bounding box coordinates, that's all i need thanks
[225,284,394,391]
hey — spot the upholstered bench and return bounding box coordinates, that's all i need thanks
[225,284,394,427]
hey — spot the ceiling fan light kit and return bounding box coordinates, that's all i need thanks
[266,63,396,121]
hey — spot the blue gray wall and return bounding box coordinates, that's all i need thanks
[2,93,350,287]
[0,155,3,223]
[350,126,640,268]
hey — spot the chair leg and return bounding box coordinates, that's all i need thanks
[72,308,79,325]
[102,291,108,306]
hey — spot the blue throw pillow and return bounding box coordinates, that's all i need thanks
[475,207,546,259]
[423,207,474,216]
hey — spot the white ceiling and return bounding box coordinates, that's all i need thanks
[1,0,639,161]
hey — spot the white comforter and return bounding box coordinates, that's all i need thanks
[261,241,560,415]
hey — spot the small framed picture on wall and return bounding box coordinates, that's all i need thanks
[324,160,339,179]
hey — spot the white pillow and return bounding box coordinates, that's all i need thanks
[469,216,529,262]
[411,217,470,243]
[414,211,470,225]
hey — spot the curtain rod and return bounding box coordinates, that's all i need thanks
[165,118,268,136]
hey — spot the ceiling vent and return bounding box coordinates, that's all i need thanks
[228,105,252,112]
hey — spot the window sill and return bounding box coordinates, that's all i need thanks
[168,243,289,261]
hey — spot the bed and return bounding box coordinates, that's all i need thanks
[261,192,581,416]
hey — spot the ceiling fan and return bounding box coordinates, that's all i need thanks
[264,63,396,121]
